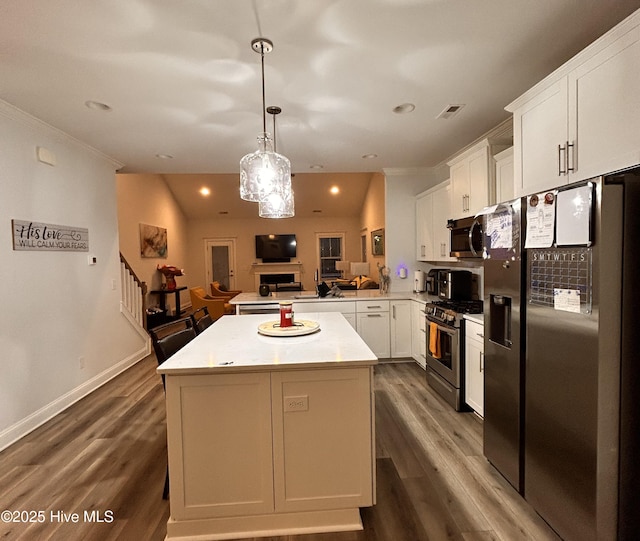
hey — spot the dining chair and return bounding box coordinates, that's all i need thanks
[190,286,233,317]
[148,317,197,499]
[190,306,213,334]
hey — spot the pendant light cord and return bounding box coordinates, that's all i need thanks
[260,44,267,134]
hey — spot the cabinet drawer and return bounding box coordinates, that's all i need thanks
[357,300,390,313]
[465,320,484,343]
[293,301,356,313]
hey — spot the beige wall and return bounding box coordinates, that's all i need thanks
[187,216,362,292]
[360,172,386,277]
[116,174,385,298]
[116,174,190,313]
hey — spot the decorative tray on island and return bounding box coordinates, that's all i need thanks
[257,320,320,337]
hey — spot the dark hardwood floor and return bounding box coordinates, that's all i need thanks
[0,357,560,541]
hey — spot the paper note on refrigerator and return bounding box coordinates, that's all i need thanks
[486,206,513,250]
[525,192,556,248]
[553,288,581,313]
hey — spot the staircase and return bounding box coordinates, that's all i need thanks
[120,253,148,329]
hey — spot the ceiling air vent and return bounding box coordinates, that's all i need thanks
[436,104,465,120]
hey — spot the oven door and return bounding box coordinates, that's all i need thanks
[425,318,460,387]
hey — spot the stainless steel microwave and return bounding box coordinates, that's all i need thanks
[447,216,483,258]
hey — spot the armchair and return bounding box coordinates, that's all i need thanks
[189,287,233,319]
[210,281,241,301]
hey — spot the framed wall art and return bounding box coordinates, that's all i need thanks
[140,223,167,258]
[371,228,385,256]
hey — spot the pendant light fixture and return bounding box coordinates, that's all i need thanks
[239,38,294,218]
[259,106,294,218]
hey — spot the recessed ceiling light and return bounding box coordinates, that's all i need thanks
[84,100,112,112]
[393,103,415,114]
[330,186,340,195]
[362,153,378,159]
[199,187,211,196]
[310,164,324,170]
[155,153,174,160]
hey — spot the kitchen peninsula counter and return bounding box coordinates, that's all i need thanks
[158,312,377,540]
[231,289,424,310]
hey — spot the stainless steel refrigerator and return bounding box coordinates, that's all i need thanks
[517,169,639,540]
[482,199,525,493]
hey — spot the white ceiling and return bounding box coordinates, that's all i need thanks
[2,0,638,218]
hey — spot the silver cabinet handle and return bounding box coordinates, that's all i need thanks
[478,333,484,339]
[367,313,382,318]
[558,143,566,175]
[480,351,484,373]
[367,305,382,309]
[567,141,575,172]
[393,305,396,319]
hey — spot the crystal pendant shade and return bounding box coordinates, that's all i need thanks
[259,184,295,218]
[239,133,291,202]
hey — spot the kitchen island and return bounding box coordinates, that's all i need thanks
[157,312,377,541]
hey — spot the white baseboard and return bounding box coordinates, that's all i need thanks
[0,341,150,452]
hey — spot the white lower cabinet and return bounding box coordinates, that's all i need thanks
[464,319,484,416]
[356,301,390,359]
[411,300,427,369]
[390,300,411,359]
[293,300,356,330]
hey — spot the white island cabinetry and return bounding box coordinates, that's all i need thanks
[158,313,377,540]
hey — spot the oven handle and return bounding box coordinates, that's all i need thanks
[426,318,457,338]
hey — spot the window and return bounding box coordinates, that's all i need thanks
[317,233,344,280]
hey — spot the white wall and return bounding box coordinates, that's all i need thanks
[383,167,446,292]
[0,101,148,450]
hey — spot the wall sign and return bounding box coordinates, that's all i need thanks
[12,219,89,252]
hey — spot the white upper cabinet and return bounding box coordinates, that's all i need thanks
[447,138,511,219]
[415,188,433,261]
[508,11,640,197]
[568,21,640,181]
[494,146,514,204]
[416,181,454,262]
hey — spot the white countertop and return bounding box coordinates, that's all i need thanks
[157,312,378,375]
[464,313,484,325]
[231,289,433,305]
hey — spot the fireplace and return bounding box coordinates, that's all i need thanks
[260,273,295,285]
[252,263,303,291]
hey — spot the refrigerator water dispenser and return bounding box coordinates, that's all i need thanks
[489,294,512,348]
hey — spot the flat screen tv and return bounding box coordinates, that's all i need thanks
[255,234,297,262]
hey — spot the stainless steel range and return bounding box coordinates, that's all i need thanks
[425,299,483,411]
